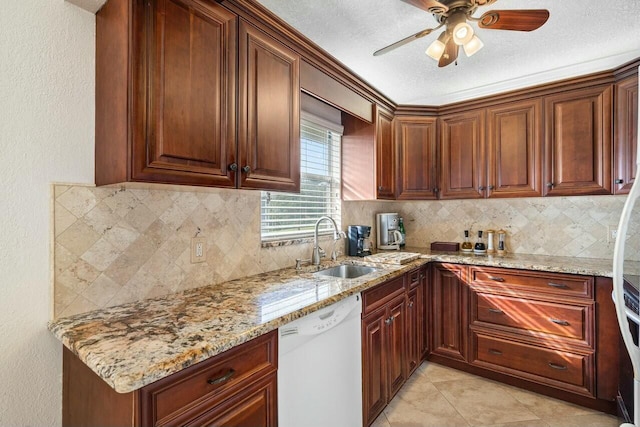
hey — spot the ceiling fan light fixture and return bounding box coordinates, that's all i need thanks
[463,34,484,57]
[425,31,448,61]
[453,22,474,45]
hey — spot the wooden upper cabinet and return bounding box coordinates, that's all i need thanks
[128,0,238,186]
[395,116,438,200]
[614,75,638,194]
[238,20,300,192]
[544,85,613,196]
[486,99,543,198]
[376,108,396,199]
[439,110,485,199]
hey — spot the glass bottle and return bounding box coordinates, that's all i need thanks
[474,230,486,254]
[398,217,406,247]
[461,230,473,252]
[497,230,506,255]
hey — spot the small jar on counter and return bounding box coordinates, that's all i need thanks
[497,230,507,255]
[486,230,495,254]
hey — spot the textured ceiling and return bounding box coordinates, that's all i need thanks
[256,0,640,105]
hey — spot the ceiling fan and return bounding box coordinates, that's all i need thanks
[373,0,550,67]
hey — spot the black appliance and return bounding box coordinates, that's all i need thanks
[347,225,372,257]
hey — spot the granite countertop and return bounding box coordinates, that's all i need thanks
[48,250,620,394]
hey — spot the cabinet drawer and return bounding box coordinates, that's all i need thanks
[142,331,277,426]
[473,332,593,394]
[470,267,593,299]
[362,276,405,315]
[408,268,421,288]
[475,293,592,342]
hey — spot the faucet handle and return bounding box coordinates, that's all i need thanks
[331,250,343,261]
[338,231,347,239]
[318,247,326,257]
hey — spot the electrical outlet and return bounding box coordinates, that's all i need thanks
[191,237,206,263]
[607,226,618,243]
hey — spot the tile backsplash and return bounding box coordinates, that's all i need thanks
[52,184,319,318]
[343,195,639,261]
[53,183,637,318]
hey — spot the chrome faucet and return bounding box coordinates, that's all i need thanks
[312,216,344,266]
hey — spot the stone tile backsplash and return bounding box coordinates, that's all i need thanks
[52,184,319,318]
[343,195,639,262]
[53,183,636,318]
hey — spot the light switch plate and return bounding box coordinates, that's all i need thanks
[191,237,207,263]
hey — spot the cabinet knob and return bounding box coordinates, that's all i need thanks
[432,187,439,193]
[546,182,555,188]
[478,186,485,191]
[488,185,495,190]
[408,301,414,308]
[242,165,251,174]
[385,317,393,325]
[615,178,624,184]
[378,186,384,191]
[228,163,238,172]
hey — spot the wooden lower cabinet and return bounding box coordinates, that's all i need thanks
[426,263,619,414]
[63,331,278,427]
[406,268,426,374]
[431,263,468,362]
[361,274,413,427]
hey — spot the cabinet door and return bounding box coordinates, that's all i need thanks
[421,267,429,359]
[544,86,612,196]
[431,264,468,361]
[487,99,543,198]
[387,294,407,399]
[439,110,485,199]
[395,116,438,200]
[131,0,238,186]
[614,75,638,194]
[238,20,300,192]
[362,307,388,427]
[406,283,424,375]
[184,374,277,427]
[376,108,396,199]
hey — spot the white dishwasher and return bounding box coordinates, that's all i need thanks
[278,293,363,427]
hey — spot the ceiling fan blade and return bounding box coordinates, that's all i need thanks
[401,0,448,14]
[373,28,434,56]
[478,9,550,31]
[438,37,458,67]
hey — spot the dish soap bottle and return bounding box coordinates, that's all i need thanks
[461,230,473,253]
[398,217,406,248]
[474,230,487,255]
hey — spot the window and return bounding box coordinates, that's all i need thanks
[261,113,342,242]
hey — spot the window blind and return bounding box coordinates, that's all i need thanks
[261,115,342,241]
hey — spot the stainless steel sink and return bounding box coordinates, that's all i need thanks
[314,264,377,279]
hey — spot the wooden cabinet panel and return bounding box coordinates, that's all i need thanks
[474,292,593,343]
[395,116,438,200]
[472,332,594,396]
[544,86,612,196]
[431,263,468,361]
[362,307,388,427]
[406,280,424,375]
[182,374,277,427]
[376,108,396,199]
[387,294,407,398]
[362,275,405,316]
[439,110,485,199]
[238,20,300,192]
[487,99,543,198]
[614,75,638,194]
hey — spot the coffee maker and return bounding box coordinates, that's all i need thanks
[376,213,403,250]
[347,225,372,257]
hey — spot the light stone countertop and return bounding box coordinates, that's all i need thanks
[48,250,621,394]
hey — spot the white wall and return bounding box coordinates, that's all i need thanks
[0,1,95,425]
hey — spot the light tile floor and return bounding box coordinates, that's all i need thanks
[372,362,621,427]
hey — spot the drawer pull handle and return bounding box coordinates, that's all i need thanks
[548,362,567,371]
[207,368,236,385]
[547,282,569,289]
[488,349,503,355]
[550,318,570,326]
[488,308,504,314]
[489,276,505,282]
